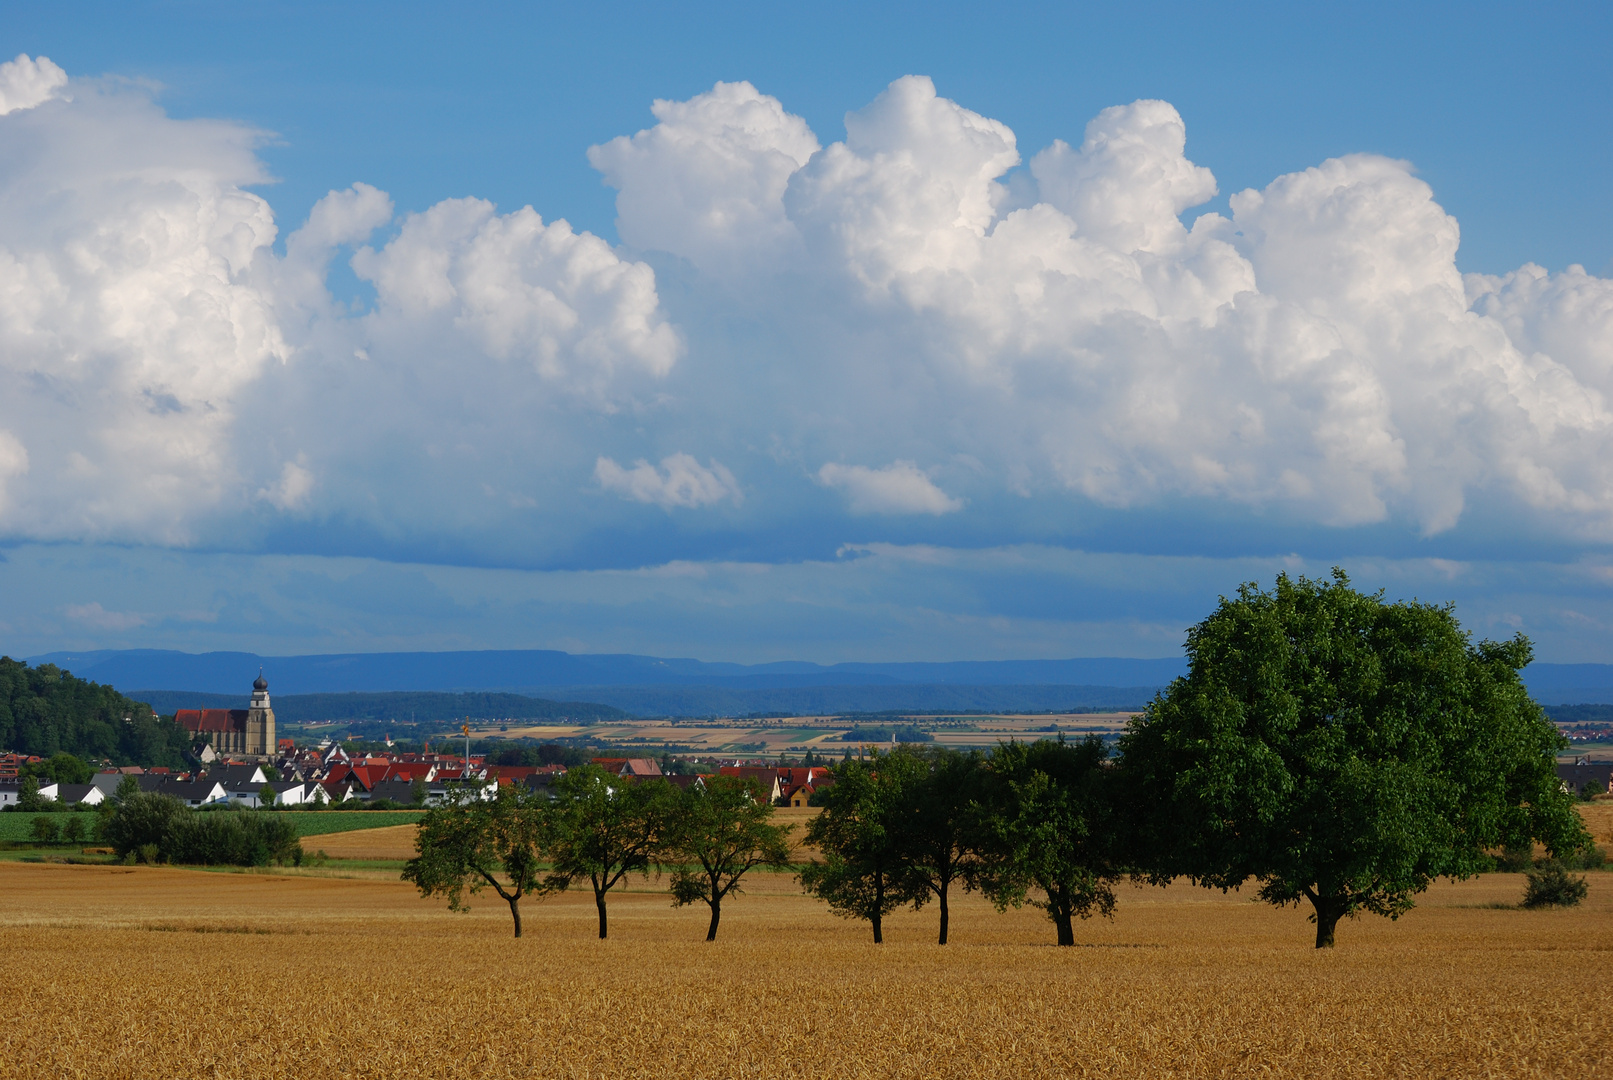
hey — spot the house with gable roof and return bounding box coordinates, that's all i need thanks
[592,758,663,780]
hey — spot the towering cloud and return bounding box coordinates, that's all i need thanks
[0,59,1609,566]
[588,80,819,275]
[0,62,287,542]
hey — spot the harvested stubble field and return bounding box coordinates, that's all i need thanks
[1,859,1608,1079]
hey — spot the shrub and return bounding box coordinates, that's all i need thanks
[101,792,187,859]
[162,811,303,867]
[29,815,60,843]
[1522,862,1589,908]
[61,817,87,844]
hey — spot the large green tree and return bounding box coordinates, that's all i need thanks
[1119,570,1589,948]
[662,775,793,941]
[537,766,670,940]
[799,750,924,944]
[893,747,987,945]
[402,784,545,937]
[20,752,93,785]
[975,736,1125,946]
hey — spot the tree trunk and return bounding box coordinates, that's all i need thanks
[595,890,609,940]
[872,867,884,944]
[937,882,949,945]
[1051,887,1075,946]
[1311,893,1347,949]
[508,895,523,938]
[705,899,721,942]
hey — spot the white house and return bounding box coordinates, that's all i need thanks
[0,779,60,807]
[54,784,105,807]
[154,780,229,807]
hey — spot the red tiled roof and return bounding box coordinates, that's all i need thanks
[175,709,248,733]
[718,766,779,782]
[345,766,384,791]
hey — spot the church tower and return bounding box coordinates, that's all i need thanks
[245,671,276,758]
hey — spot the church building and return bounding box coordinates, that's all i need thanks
[175,674,277,759]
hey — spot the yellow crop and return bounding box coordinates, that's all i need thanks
[0,858,1607,1078]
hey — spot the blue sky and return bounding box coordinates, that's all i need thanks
[1,1,1611,663]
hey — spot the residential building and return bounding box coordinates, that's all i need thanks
[1557,757,1613,797]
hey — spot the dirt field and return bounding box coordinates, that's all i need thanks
[487,713,1137,754]
[1,858,1608,1079]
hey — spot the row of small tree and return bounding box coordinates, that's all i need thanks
[406,572,1594,949]
[405,769,793,940]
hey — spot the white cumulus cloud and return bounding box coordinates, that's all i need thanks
[0,54,67,116]
[588,81,819,274]
[818,461,963,515]
[0,65,287,542]
[596,453,742,509]
[352,198,681,404]
[2,61,1613,569]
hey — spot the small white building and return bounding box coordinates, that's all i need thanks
[0,779,59,808]
[53,784,106,807]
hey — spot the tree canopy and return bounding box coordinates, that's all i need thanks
[538,766,669,939]
[403,784,545,937]
[890,747,987,945]
[663,775,793,941]
[799,750,926,943]
[1119,570,1589,947]
[976,736,1125,946]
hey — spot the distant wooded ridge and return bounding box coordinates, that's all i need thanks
[129,690,629,725]
[1543,704,1613,725]
[0,658,192,768]
[30,648,1191,695]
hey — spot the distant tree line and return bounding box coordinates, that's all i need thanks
[406,573,1596,948]
[0,658,191,768]
[1544,704,1613,725]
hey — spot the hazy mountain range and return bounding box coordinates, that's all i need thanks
[24,648,1613,716]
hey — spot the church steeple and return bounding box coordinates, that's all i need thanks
[246,670,275,759]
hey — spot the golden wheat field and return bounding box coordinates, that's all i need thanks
[1,847,1609,1080]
